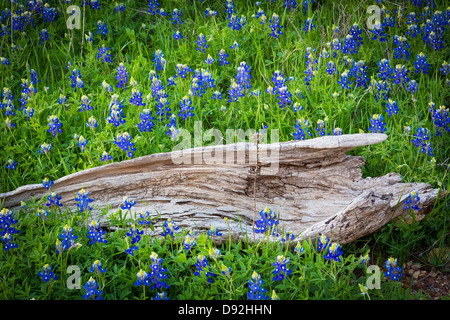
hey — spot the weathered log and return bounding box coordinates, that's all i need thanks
[0,133,445,245]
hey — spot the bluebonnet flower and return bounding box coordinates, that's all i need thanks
[178,95,194,120]
[85,31,94,43]
[77,135,88,152]
[136,211,153,229]
[385,99,399,117]
[87,220,107,245]
[406,24,419,38]
[161,218,180,237]
[153,49,167,72]
[392,64,409,87]
[5,159,17,170]
[228,14,246,31]
[294,241,305,255]
[377,59,393,80]
[411,128,433,156]
[254,207,279,236]
[207,225,222,237]
[281,230,296,243]
[173,30,183,40]
[336,70,351,90]
[170,8,183,25]
[315,119,327,136]
[115,132,136,158]
[166,114,179,140]
[195,33,209,53]
[38,264,58,282]
[58,94,66,105]
[39,29,49,44]
[121,197,136,210]
[0,208,19,251]
[329,38,342,58]
[317,234,330,252]
[135,269,150,286]
[174,63,192,79]
[225,0,235,19]
[348,22,363,49]
[333,127,343,135]
[83,277,104,300]
[100,151,113,163]
[46,192,63,208]
[90,260,107,274]
[228,79,244,103]
[153,291,169,300]
[230,41,239,50]
[47,115,63,137]
[36,209,49,219]
[212,90,222,100]
[272,255,292,281]
[147,0,161,15]
[97,44,112,63]
[268,13,283,38]
[114,2,126,12]
[440,61,449,75]
[351,60,370,88]
[137,109,155,133]
[106,95,126,127]
[5,117,15,129]
[30,69,40,85]
[157,8,168,16]
[205,8,218,18]
[371,21,388,42]
[148,252,170,290]
[369,114,386,133]
[236,61,251,89]
[384,257,403,281]
[79,95,93,112]
[125,224,144,255]
[57,224,78,252]
[204,54,215,65]
[372,79,391,101]
[96,20,108,35]
[404,191,420,211]
[248,271,269,300]
[183,232,197,251]
[23,105,34,120]
[42,177,54,190]
[116,63,129,89]
[42,3,58,22]
[0,57,10,65]
[90,0,101,10]
[39,142,52,155]
[74,188,93,213]
[303,17,315,33]
[324,242,344,261]
[86,116,98,130]
[70,69,84,92]
[130,88,146,107]
[102,80,114,94]
[405,80,419,95]
[194,255,216,283]
[293,118,312,140]
[428,103,449,136]
[326,61,336,75]
[393,35,410,60]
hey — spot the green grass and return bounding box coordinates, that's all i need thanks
[0,0,449,300]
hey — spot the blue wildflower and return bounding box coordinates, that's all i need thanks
[90,260,107,274]
[100,151,113,163]
[404,191,420,211]
[254,207,279,236]
[303,17,315,33]
[268,13,283,38]
[393,35,410,60]
[369,114,386,133]
[74,188,93,213]
[38,264,58,282]
[183,231,197,251]
[317,234,330,252]
[42,177,54,190]
[39,29,49,44]
[46,192,63,208]
[195,33,209,53]
[116,63,129,89]
[121,197,136,210]
[385,99,399,117]
[47,115,63,137]
[247,271,269,300]
[207,225,222,237]
[161,218,180,237]
[138,109,155,133]
[57,224,78,252]
[0,208,19,251]
[293,118,312,140]
[79,95,93,112]
[272,255,292,281]
[130,88,146,107]
[405,80,419,95]
[83,277,104,300]
[106,95,127,127]
[179,95,194,120]
[428,103,449,136]
[114,132,136,158]
[384,257,403,281]
[171,8,183,25]
[97,44,112,63]
[194,255,216,283]
[173,30,183,40]
[148,252,170,290]
[324,242,344,262]
[96,20,108,35]
[153,49,167,72]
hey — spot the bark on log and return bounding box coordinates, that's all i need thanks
[0,133,445,245]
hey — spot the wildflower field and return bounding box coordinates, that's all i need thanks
[0,0,449,302]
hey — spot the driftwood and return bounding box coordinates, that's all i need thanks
[0,133,445,245]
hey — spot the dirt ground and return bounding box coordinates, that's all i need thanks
[401,249,450,300]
